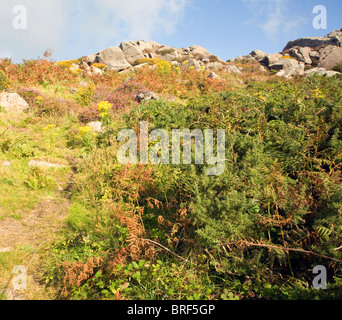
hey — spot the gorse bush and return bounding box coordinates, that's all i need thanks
[0,70,12,91]
[76,83,95,106]
[43,72,342,300]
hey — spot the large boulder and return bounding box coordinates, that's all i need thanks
[276,63,305,79]
[120,41,145,65]
[289,47,313,64]
[269,57,300,71]
[261,53,283,66]
[96,46,132,71]
[250,49,267,62]
[0,92,29,112]
[318,47,342,70]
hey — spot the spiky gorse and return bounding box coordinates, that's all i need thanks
[0,70,12,91]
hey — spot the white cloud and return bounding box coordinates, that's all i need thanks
[0,0,190,62]
[242,0,308,39]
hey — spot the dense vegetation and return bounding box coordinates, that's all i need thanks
[1,57,341,300]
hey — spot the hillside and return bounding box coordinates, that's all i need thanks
[0,29,342,301]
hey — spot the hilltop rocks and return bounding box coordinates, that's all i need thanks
[236,28,342,78]
[83,40,230,74]
[283,37,335,52]
[0,92,29,112]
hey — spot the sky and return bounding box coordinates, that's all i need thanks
[0,0,341,63]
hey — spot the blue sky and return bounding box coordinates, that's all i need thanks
[1,0,341,63]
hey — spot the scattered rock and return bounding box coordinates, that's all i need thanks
[1,161,11,167]
[28,160,66,169]
[87,121,104,133]
[208,72,220,79]
[135,91,159,103]
[0,92,29,113]
[304,68,340,77]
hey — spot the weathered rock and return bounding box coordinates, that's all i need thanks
[208,72,220,79]
[0,92,29,112]
[269,57,300,71]
[318,47,342,70]
[289,47,313,64]
[96,46,132,71]
[187,45,212,59]
[135,91,159,103]
[89,66,103,76]
[276,63,305,79]
[226,65,242,74]
[283,37,336,52]
[305,67,341,77]
[250,49,267,62]
[120,41,145,65]
[87,121,104,133]
[261,53,282,66]
[187,58,201,70]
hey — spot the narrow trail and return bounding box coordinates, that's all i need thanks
[0,112,75,300]
[0,192,71,300]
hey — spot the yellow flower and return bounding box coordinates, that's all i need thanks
[97,101,112,118]
[78,126,93,138]
[43,124,56,131]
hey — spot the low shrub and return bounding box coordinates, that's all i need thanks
[0,70,12,91]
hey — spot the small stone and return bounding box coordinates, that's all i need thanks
[1,161,11,167]
[28,160,65,169]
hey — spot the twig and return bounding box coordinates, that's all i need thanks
[222,241,342,263]
[144,239,189,263]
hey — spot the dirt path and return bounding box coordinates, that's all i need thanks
[0,197,70,300]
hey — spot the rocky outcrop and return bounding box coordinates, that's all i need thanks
[82,41,230,74]
[235,28,342,78]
